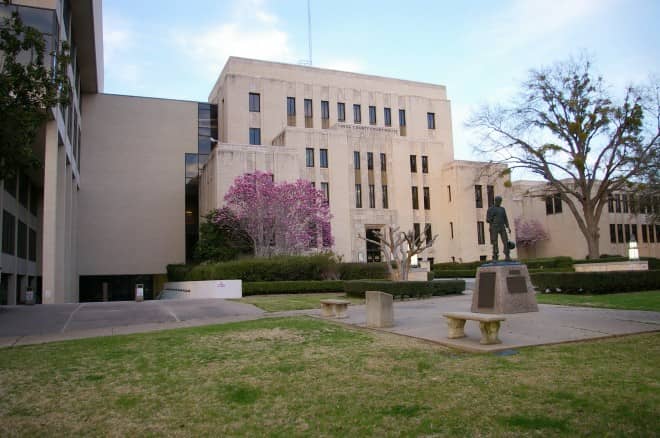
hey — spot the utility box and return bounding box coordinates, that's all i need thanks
[135,283,144,302]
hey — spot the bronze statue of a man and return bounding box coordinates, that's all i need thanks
[486,196,511,261]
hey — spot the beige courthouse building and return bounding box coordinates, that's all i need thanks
[1,0,658,304]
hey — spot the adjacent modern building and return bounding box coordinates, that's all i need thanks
[1,0,657,304]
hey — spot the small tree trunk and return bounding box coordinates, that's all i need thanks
[586,233,600,259]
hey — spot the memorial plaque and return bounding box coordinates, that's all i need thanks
[478,272,496,308]
[506,276,527,294]
[509,269,520,275]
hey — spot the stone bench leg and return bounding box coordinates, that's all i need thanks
[321,304,335,317]
[479,321,502,345]
[334,304,348,319]
[446,318,466,339]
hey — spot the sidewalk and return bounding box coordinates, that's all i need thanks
[309,293,660,352]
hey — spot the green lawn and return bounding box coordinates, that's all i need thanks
[537,290,660,311]
[1,317,659,436]
[238,293,364,312]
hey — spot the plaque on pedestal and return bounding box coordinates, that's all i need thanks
[471,262,538,314]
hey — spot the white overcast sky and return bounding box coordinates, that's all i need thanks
[102,0,660,160]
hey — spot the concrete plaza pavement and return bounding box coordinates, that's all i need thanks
[0,298,264,347]
[1,288,659,352]
[312,292,660,352]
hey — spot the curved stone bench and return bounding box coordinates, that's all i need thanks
[443,312,506,345]
[320,299,350,318]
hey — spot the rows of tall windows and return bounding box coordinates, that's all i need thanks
[1,210,37,262]
[282,95,435,135]
[610,223,659,244]
[608,193,659,215]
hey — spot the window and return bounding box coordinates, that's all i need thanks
[624,224,631,242]
[287,97,296,126]
[369,105,376,125]
[321,100,329,128]
[17,221,27,259]
[369,184,375,208]
[353,104,361,123]
[249,93,260,112]
[617,224,624,243]
[382,185,389,209]
[337,102,345,122]
[447,185,452,202]
[422,156,429,173]
[2,210,15,255]
[610,224,617,243]
[622,194,629,213]
[487,185,495,208]
[28,228,37,261]
[249,128,261,145]
[304,99,313,128]
[18,173,28,207]
[450,222,454,239]
[320,182,330,205]
[287,97,296,115]
[545,197,554,215]
[380,153,386,171]
[306,148,315,167]
[410,155,417,173]
[320,149,328,168]
[4,174,16,198]
[475,185,483,208]
[615,194,621,213]
[425,224,433,244]
[355,184,362,208]
[427,112,436,129]
[632,224,638,242]
[367,152,374,170]
[642,224,648,243]
[554,194,562,213]
[652,225,657,243]
[353,151,360,169]
[399,109,406,126]
[608,193,614,213]
[423,187,431,210]
[546,193,563,214]
[413,223,421,243]
[384,107,391,126]
[477,221,485,245]
[412,186,419,210]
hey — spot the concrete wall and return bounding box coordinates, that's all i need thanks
[78,94,197,275]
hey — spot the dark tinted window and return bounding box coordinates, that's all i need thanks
[2,210,15,255]
[384,108,391,126]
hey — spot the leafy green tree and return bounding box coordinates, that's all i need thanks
[469,57,659,258]
[194,208,253,262]
[0,4,69,181]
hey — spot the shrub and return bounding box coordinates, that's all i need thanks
[339,263,389,280]
[432,261,483,271]
[344,280,465,299]
[184,254,339,282]
[573,257,659,270]
[432,269,477,278]
[167,264,190,281]
[531,271,660,294]
[521,256,573,270]
[243,281,344,296]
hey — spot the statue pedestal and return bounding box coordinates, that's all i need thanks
[471,262,538,314]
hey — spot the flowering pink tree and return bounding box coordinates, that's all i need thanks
[514,217,549,249]
[223,171,333,257]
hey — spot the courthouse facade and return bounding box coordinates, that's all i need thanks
[1,1,657,304]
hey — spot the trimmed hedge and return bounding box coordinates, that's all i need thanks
[521,256,573,270]
[344,280,465,299]
[182,254,338,282]
[531,270,660,294]
[243,281,344,296]
[573,257,660,270]
[432,269,477,278]
[339,262,390,280]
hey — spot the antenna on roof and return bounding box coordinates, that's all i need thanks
[298,0,313,66]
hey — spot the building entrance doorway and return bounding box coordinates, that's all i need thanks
[366,228,382,263]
